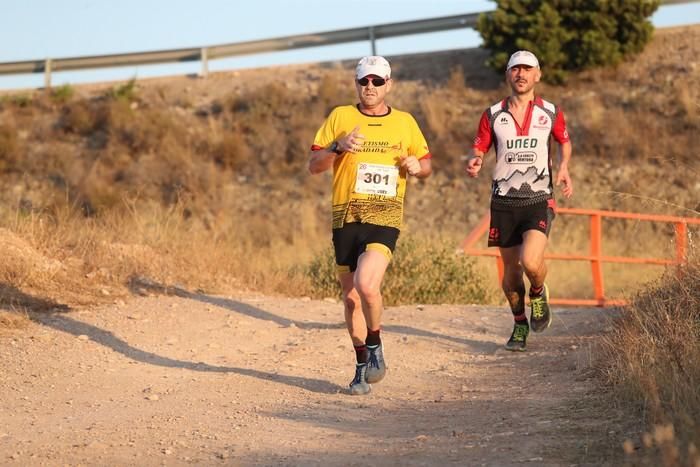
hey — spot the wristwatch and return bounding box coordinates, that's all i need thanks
[329,141,343,155]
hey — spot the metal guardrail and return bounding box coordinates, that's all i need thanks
[0,12,480,89]
[0,0,697,89]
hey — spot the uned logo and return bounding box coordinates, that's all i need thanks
[538,115,548,125]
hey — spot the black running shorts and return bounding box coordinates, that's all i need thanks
[488,199,555,248]
[332,222,400,273]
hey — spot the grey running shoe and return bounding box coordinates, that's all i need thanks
[349,363,371,395]
[366,344,387,384]
[505,322,530,352]
[530,284,552,333]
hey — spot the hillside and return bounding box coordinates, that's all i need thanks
[0,24,697,305]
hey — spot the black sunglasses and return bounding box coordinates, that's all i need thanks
[357,77,387,87]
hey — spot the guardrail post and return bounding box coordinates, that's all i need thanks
[590,214,605,305]
[674,221,688,264]
[200,47,209,78]
[44,59,52,89]
[368,26,376,55]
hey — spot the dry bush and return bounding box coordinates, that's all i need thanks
[598,261,700,466]
[0,123,21,173]
[299,234,494,305]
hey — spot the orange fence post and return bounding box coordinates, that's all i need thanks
[589,214,605,305]
[675,222,688,264]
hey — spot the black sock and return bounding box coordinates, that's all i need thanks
[354,344,368,364]
[366,328,381,347]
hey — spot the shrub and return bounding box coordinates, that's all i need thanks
[302,235,491,305]
[477,0,660,83]
[51,84,75,104]
[107,78,138,102]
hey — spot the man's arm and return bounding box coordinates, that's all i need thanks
[465,149,485,178]
[555,141,573,198]
[308,147,337,174]
[308,125,364,175]
[400,155,432,179]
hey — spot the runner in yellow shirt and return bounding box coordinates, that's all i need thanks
[308,56,432,395]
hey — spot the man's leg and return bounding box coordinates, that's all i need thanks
[521,230,552,332]
[338,271,371,395]
[500,245,530,351]
[339,271,367,347]
[354,249,390,383]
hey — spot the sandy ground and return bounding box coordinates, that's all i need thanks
[0,286,627,466]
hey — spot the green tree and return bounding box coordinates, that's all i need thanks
[477,0,660,83]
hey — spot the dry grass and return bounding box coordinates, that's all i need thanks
[598,261,700,466]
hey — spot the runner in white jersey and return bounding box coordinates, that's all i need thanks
[466,50,573,352]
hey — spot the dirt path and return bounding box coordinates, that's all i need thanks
[0,288,624,466]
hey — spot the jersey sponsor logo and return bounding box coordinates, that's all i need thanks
[505,152,537,164]
[506,138,538,149]
[532,114,551,130]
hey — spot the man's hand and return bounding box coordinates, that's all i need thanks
[337,126,365,153]
[466,155,483,178]
[555,165,573,198]
[400,155,421,176]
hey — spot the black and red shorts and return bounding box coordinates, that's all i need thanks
[488,199,555,248]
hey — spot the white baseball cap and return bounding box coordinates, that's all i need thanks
[506,50,540,70]
[356,56,391,79]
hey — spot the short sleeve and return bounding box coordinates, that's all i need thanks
[472,110,492,152]
[552,109,570,144]
[312,108,340,150]
[407,114,431,160]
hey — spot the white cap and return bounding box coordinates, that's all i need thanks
[356,56,391,79]
[506,50,540,70]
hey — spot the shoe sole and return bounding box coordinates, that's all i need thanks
[504,344,526,352]
[350,385,372,395]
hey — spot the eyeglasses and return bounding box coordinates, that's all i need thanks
[357,77,387,87]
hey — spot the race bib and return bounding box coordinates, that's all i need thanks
[354,163,399,197]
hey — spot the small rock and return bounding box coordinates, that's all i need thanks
[77,335,89,341]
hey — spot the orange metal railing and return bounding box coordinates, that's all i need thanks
[461,208,700,307]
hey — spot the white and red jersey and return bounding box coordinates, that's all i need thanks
[472,96,570,206]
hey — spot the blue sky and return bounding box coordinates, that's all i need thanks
[0,0,698,90]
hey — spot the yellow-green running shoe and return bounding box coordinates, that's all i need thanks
[505,322,529,352]
[530,284,552,333]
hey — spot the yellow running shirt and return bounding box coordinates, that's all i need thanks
[312,105,431,229]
